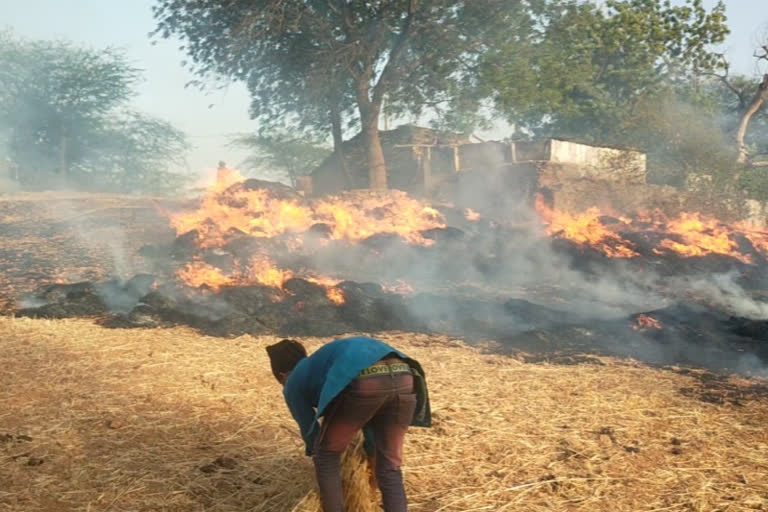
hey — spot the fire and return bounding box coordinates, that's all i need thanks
[326,287,346,305]
[176,258,346,304]
[171,185,315,248]
[173,169,768,301]
[632,314,663,331]
[248,257,293,288]
[535,196,639,258]
[312,191,445,246]
[652,213,751,264]
[383,279,414,295]
[737,223,768,255]
[172,176,445,248]
[305,275,346,305]
[176,258,294,291]
[177,261,233,291]
[215,166,242,191]
[465,208,481,221]
[535,196,768,263]
[175,173,450,299]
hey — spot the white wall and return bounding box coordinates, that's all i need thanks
[548,139,646,183]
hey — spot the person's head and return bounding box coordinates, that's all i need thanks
[266,339,307,385]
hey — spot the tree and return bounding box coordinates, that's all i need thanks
[735,73,768,165]
[714,44,768,165]
[84,111,190,192]
[0,32,189,193]
[692,35,768,172]
[231,131,331,187]
[153,0,527,189]
[482,0,729,144]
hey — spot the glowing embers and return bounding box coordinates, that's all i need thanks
[465,208,481,221]
[632,314,663,331]
[305,275,346,305]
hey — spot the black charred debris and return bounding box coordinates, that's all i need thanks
[7,207,768,375]
[10,271,768,375]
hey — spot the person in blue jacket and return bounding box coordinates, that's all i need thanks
[266,336,431,512]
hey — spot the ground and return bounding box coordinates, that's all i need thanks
[0,192,187,311]
[1,191,767,510]
[0,317,766,511]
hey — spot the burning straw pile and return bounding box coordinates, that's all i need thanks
[1,316,767,511]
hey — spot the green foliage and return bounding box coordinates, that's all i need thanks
[152,0,529,186]
[735,166,768,201]
[83,111,190,193]
[478,0,738,186]
[483,0,729,142]
[623,91,735,185]
[0,32,189,194]
[231,132,331,186]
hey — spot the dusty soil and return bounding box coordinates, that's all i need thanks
[0,192,189,310]
[0,317,766,511]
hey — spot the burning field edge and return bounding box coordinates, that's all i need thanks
[4,188,768,377]
[0,317,766,511]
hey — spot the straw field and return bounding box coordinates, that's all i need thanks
[1,316,766,511]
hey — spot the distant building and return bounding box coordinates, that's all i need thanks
[306,125,648,217]
[308,124,470,196]
[309,126,646,192]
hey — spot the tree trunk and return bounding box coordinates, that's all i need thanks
[736,74,768,165]
[330,106,353,186]
[363,122,388,189]
[358,99,387,190]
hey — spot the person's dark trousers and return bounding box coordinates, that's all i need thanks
[313,370,417,512]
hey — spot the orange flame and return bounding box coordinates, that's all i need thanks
[312,191,445,246]
[737,222,768,257]
[535,197,768,262]
[326,287,346,305]
[248,257,293,288]
[172,176,445,248]
[177,261,233,291]
[176,258,346,304]
[653,213,751,264]
[632,314,663,331]
[171,186,315,248]
[383,279,414,295]
[535,196,638,258]
[306,275,346,305]
[465,208,481,221]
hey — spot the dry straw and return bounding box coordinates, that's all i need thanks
[291,436,379,512]
[0,317,767,511]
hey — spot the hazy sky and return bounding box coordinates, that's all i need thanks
[1,0,766,178]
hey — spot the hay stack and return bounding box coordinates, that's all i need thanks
[292,436,380,512]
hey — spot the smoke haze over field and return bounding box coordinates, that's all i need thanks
[1,1,768,378]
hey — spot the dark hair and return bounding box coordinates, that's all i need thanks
[266,339,307,380]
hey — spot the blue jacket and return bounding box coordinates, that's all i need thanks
[283,336,431,455]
